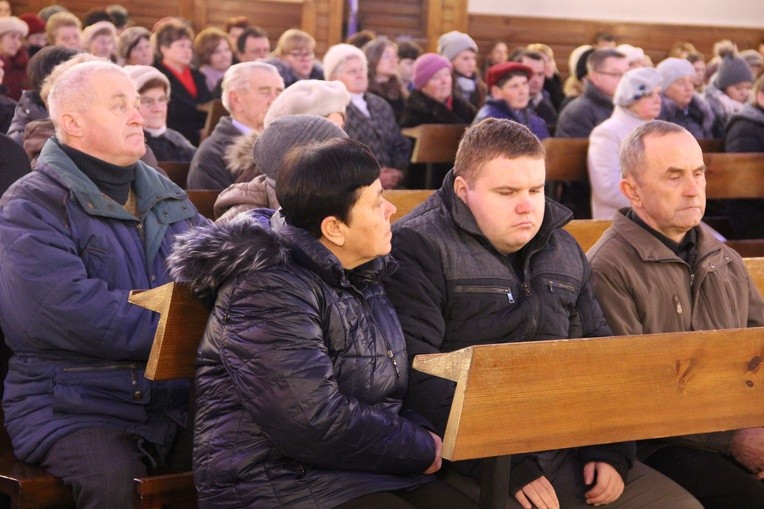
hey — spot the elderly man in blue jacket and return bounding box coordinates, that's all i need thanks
[0,60,208,508]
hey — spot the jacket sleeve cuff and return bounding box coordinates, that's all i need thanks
[578,442,636,481]
[508,454,544,494]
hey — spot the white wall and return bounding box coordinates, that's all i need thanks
[467,0,764,29]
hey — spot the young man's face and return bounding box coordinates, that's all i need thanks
[455,156,546,254]
[520,57,545,96]
[451,49,476,77]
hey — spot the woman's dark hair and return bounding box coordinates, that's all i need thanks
[277,138,380,238]
[27,45,81,92]
[155,20,194,50]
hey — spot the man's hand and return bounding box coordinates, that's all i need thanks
[583,462,624,506]
[731,427,764,477]
[422,431,442,474]
[514,476,559,509]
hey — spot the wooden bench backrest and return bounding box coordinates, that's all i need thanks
[743,257,764,296]
[157,161,191,189]
[697,138,725,153]
[542,138,589,181]
[129,283,209,381]
[563,219,611,252]
[704,152,764,199]
[402,124,467,164]
[187,190,219,220]
[413,327,764,461]
[383,189,435,223]
[201,99,227,140]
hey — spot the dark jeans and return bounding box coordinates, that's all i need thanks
[40,425,190,509]
[334,479,478,509]
[645,445,764,509]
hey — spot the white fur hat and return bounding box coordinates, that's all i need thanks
[322,43,366,80]
[264,79,350,127]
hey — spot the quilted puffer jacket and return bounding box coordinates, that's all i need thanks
[168,210,435,508]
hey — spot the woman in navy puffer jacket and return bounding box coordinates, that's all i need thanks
[169,134,476,508]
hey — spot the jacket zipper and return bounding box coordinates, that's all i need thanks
[546,280,577,293]
[62,362,139,373]
[454,285,515,304]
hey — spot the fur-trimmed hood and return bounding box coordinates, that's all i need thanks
[168,209,397,300]
[224,130,260,181]
[168,210,286,299]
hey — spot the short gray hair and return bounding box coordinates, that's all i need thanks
[620,120,689,180]
[221,61,282,112]
[48,60,126,141]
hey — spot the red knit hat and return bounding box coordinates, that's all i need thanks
[20,13,46,35]
[485,62,533,89]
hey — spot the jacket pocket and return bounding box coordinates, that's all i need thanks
[52,363,152,423]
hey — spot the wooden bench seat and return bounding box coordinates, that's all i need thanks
[402,124,467,188]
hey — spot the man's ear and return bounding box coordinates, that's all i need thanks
[319,215,345,247]
[620,178,641,207]
[58,112,84,139]
[454,175,470,203]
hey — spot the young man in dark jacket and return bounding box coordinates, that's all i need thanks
[385,118,702,508]
[588,120,764,508]
[0,61,208,508]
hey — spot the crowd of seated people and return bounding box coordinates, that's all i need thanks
[0,5,763,507]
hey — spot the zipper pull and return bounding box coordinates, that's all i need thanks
[673,295,683,315]
[507,289,515,304]
[689,273,695,287]
[523,282,531,296]
[387,349,401,378]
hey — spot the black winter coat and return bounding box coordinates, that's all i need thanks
[385,172,631,493]
[399,89,476,128]
[168,211,434,508]
[723,103,764,239]
[155,62,212,147]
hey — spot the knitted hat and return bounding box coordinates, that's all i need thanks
[436,30,477,62]
[568,45,593,81]
[616,44,645,65]
[81,20,117,50]
[740,49,763,70]
[656,57,695,88]
[485,61,533,89]
[412,53,452,89]
[264,79,350,127]
[0,16,29,37]
[117,26,150,61]
[253,115,347,179]
[123,64,171,95]
[322,43,366,80]
[19,13,46,35]
[715,53,754,90]
[38,5,69,21]
[613,67,662,107]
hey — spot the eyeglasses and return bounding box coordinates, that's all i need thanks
[140,96,169,107]
[287,50,314,60]
[595,70,624,78]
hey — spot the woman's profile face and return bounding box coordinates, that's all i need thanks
[336,178,396,268]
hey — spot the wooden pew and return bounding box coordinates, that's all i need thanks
[743,257,764,295]
[0,412,75,509]
[402,124,467,188]
[563,219,611,252]
[703,152,764,200]
[383,189,435,223]
[128,283,209,506]
[157,161,191,190]
[199,99,227,141]
[187,190,219,220]
[413,327,764,508]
